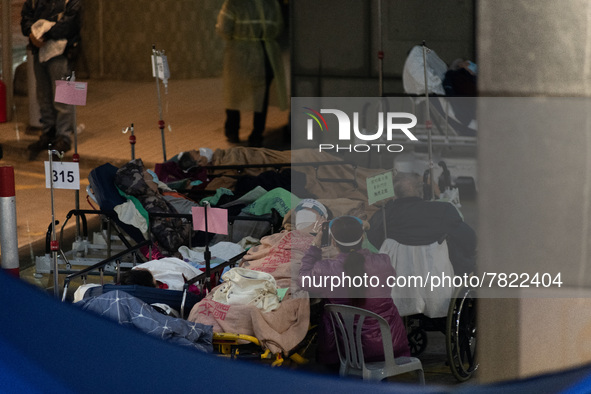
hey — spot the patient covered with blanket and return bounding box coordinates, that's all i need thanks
[77,290,213,353]
[187,199,331,355]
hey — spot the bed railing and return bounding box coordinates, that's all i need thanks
[61,237,248,320]
[61,239,154,302]
[203,160,359,187]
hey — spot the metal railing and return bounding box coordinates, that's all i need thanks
[61,239,153,302]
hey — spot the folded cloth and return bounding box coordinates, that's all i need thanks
[178,242,245,264]
[114,200,149,236]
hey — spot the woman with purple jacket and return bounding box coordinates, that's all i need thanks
[300,215,410,366]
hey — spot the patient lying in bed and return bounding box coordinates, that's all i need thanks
[187,199,330,355]
[77,289,213,352]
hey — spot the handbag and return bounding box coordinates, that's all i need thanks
[212,267,280,312]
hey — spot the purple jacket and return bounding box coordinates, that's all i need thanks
[300,246,410,364]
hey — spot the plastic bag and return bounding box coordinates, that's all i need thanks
[212,267,280,312]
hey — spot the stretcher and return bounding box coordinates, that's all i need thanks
[61,239,246,318]
[395,43,478,193]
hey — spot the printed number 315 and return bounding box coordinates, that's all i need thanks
[53,170,74,183]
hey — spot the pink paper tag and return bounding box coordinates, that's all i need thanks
[192,206,228,235]
[55,80,87,106]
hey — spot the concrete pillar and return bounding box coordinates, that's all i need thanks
[1,0,13,122]
[477,0,591,383]
[0,166,19,277]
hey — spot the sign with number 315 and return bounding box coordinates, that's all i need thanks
[44,161,80,190]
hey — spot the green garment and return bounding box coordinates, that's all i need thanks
[116,187,150,228]
[216,0,288,112]
[242,187,299,217]
[200,188,234,206]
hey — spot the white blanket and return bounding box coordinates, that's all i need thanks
[134,257,202,290]
[379,238,455,318]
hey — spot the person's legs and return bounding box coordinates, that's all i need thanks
[28,53,57,159]
[225,109,240,143]
[28,54,74,159]
[46,55,74,152]
[249,43,274,147]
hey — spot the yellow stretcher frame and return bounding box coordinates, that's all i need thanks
[212,332,310,367]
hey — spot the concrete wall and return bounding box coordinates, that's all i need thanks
[477,0,591,383]
[74,0,474,87]
[77,0,225,80]
[291,0,475,97]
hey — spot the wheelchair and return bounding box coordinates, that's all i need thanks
[405,284,477,382]
[379,237,477,382]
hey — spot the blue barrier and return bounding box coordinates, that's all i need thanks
[0,271,588,393]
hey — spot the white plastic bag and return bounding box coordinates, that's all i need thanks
[403,45,448,96]
[212,267,280,312]
[32,19,67,63]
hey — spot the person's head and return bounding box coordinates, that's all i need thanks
[450,58,477,76]
[329,215,364,252]
[198,147,213,165]
[329,215,366,299]
[394,172,423,199]
[450,58,467,71]
[178,148,212,170]
[120,268,157,287]
[294,199,328,232]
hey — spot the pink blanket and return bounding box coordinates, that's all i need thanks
[188,231,314,355]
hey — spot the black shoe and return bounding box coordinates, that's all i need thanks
[51,136,71,154]
[226,134,240,144]
[248,134,263,147]
[27,133,55,161]
[225,129,240,143]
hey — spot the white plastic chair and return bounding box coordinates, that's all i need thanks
[324,304,425,384]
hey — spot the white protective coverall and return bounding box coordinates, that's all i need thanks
[216,0,288,113]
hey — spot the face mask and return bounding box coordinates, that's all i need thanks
[467,61,478,75]
[295,209,325,233]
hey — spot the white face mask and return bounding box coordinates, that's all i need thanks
[295,209,323,231]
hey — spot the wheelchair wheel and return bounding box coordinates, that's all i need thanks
[408,328,428,356]
[445,286,478,381]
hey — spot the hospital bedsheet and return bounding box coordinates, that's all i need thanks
[78,290,213,352]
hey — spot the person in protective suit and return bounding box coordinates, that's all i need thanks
[216,0,288,147]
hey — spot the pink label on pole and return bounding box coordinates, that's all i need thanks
[55,80,87,106]
[192,206,228,235]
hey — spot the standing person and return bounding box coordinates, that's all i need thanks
[216,0,288,147]
[21,0,82,160]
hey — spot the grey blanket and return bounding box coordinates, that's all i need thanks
[78,290,213,353]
